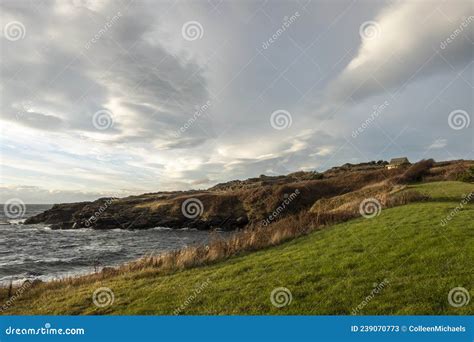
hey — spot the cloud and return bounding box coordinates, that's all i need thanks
[0,0,212,147]
[429,138,448,149]
[191,178,211,186]
[7,111,64,130]
[0,185,116,204]
[0,0,472,203]
[324,1,473,108]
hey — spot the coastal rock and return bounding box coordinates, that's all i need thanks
[23,160,472,231]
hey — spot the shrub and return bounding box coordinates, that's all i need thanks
[394,159,435,184]
[457,166,474,183]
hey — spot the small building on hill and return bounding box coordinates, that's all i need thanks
[386,157,410,169]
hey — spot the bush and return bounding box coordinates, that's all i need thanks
[394,159,435,184]
[309,172,323,180]
[457,166,474,183]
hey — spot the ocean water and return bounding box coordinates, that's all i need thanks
[0,204,228,286]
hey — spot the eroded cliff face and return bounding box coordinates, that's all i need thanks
[24,160,472,230]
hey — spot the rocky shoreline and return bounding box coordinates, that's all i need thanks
[24,194,249,230]
[24,160,473,230]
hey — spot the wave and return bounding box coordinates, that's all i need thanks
[0,220,227,286]
[150,227,172,231]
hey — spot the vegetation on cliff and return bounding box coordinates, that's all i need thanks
[3,181,473,315]
[24,159,472,230]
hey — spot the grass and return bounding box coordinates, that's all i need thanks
[2,181,473,315]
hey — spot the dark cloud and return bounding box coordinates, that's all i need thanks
[0,0,212,147]
[15,111,64,130]
[0,0,472,202]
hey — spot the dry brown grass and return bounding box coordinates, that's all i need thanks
[8,168,439,293]
[311,182,428,218]
[392,159,435,184]
[1,186,430,297]
[310,181,391,214]
[383,189,429,207]
[113,183,429,277]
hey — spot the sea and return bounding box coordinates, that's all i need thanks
[0,204,228,286]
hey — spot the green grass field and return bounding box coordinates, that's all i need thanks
[4,181,473,315]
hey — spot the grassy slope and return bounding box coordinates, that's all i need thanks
[5,181,474,315]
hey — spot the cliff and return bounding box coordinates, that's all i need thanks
[24,159,472,230]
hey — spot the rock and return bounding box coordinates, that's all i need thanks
[236,216,249,225]
[23,160,469,231]
[24,202,89,225]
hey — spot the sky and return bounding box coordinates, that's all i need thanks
[0,0,473,203]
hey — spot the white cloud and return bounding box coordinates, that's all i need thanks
[429,138,448,149]
[325,1,473,107]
